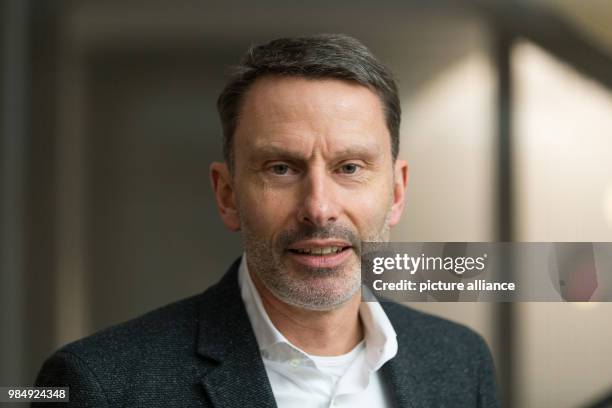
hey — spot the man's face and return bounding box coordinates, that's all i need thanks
[213,76,407,310]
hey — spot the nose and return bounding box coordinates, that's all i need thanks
[296,167,340,227]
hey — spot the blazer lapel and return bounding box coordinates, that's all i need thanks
[196,258,277,408]
[380,303,430,408]
[381,356,422,408]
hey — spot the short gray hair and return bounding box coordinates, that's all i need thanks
[217,33,401,169]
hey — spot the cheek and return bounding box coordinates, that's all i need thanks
[238,182,295,232]
[345,181,393,229]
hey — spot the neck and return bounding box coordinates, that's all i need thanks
[249,269,363,356]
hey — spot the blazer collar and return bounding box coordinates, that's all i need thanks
[196,257,277,408]
[379,301,433,408]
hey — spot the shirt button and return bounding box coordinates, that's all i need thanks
[289,358,301,367]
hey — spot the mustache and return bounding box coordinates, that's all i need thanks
[277,224,361,254]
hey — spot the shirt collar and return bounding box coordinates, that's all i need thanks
[238,253,398,371]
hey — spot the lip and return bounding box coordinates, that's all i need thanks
[287,239,352,250]
[286,240,353,269]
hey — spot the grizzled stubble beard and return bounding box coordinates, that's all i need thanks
[239,195,393,311]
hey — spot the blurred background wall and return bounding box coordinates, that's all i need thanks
[1,1,612,407]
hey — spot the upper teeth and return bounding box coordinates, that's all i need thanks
[295,247,344,255]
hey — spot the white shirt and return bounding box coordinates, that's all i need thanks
[238,254,398,408]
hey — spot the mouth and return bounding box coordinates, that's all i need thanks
[286,241,353,268]
[288,246,350,255]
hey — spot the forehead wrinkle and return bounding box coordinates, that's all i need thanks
[244,102,383,157]
[245,117,385,163]
[236,76,391,164]
[249,139,383,165]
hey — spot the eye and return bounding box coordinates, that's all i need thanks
[269,163,291,175]
[339,163,361,174]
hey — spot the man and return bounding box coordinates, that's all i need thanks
[35,34,499,407]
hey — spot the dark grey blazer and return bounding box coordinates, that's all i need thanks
[35,257,499,407]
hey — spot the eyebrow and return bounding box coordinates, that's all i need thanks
[249,144,382,162]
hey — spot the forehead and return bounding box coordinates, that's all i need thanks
[233,76,390,155]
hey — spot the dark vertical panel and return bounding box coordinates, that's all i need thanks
[495,27,515,408]
[23,0,62,384]
[0,0,29,388]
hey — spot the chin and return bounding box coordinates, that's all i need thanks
[281,279,361,311]
[280,292,357,312]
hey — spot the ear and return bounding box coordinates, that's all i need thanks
[210,162,241,231]
[389,159,409,227]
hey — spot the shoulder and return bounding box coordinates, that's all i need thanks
[49,257,243,368]
[381,302,499,407]
[62,292,202,363]
[381,301,492,365]
[35,259,245,406]
[383,301,487,342]
[35,292,208,405]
